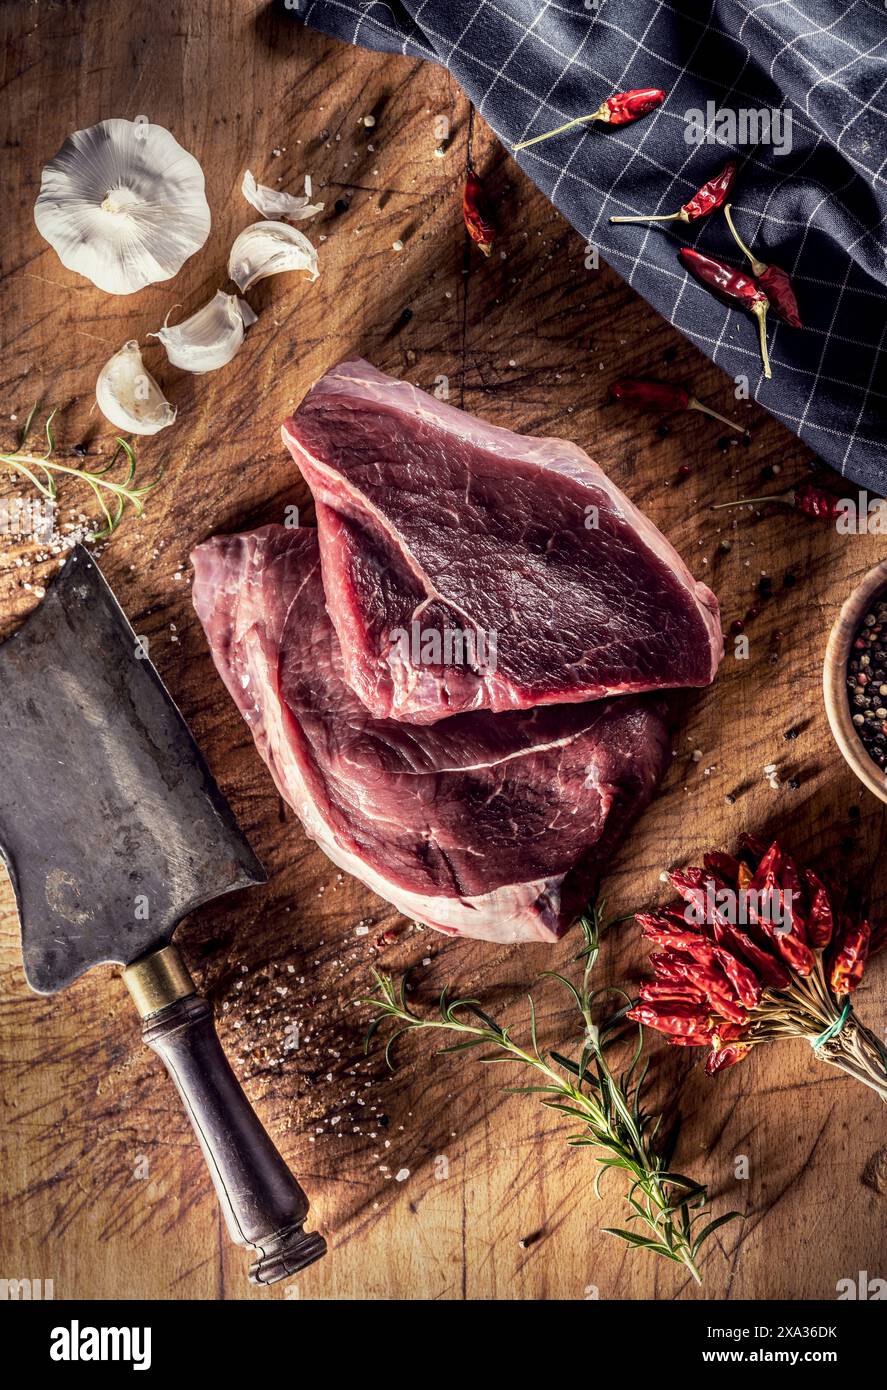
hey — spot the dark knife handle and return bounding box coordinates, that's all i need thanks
[124,946,326,1285]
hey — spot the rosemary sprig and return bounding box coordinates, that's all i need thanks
[361,908,739,1284]
[0,408,159,538]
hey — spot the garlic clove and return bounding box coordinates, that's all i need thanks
[241,169,324,221]
[96,340,176,435]
[35,117,211,296]
[151,290,256,374]
[228,221,319,293]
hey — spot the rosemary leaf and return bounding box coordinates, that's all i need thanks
[1,411,160,538]
[359,906,739,1285]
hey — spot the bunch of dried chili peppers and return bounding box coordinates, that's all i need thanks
[629,835,887,1102]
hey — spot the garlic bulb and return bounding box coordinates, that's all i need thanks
[96,340,176,435]
[34,117,210,295]
[241,169,324,221]
[228,221,319,292]
[151,290,256,374]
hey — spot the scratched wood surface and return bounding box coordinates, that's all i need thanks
[0,1,885,1302]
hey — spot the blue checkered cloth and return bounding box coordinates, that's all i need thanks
[291,0,887,493]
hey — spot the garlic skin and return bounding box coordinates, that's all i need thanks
[151,290,256,374]
[228,221,319,292]
[96,340,176,435]
[35,118,211,295]
[241,169,324,221]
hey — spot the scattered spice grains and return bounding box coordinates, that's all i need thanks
[846,594,887,770]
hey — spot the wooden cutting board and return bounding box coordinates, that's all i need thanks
[1,1,884,1301]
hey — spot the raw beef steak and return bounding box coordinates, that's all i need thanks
[191,525,671,943]
[282,359,722,724]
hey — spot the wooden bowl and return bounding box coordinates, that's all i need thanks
[823,560,887,805]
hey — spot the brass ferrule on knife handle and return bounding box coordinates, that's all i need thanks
[123,944,195,1016]
[122,944,327,1285]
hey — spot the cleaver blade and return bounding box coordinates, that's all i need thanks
[0,544,265,993]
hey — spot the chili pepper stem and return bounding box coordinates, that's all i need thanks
[610,212,683,224]
[817,1016,887,1103]
[514,111,604,150]
[687,398,745,433]
[710,493,792,512]
[723,203,766,277]
[758,971,887,1104]
[752,301,772,378]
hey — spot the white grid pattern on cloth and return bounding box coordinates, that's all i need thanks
[297,0,887,489]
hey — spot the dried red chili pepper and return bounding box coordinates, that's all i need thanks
[712,946,761,1009]
[609,378,746,434]
[778,852,807,943]
[639,920,690,946]
[747,848,815,976]
[462,171,495,257]
[761,921,815,977]
[626,1002,713,1039]
[513,87,665,150]
[678,963,748,1025]
[710,480,844,519]
[715,920,791,991]
[704,850,742,884]
[678,247,772,379]
[727,923,793,990]
[639,981,708,1006]
[749,841,780,894]
[724,204,801,327]
[830,919,871,994]
[648,952,691,982]
[601,88,666,124]
[610,159,737,225]
[738,832,767,862]
[804,870,834,950]
[706,1042,752,1074]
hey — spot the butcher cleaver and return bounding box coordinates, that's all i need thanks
[0,545,326,1284]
